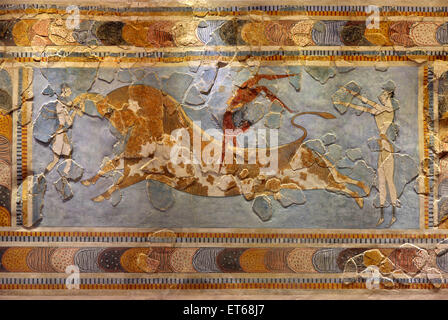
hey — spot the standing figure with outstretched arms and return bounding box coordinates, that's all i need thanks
[335,81,400,227]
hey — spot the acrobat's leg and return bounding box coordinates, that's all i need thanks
[64,157,72,172]
[389,206,397,228]
[258,86,294,113]
[377,207,385,227]
[384,154,398,227]
[44,154,60,174]
[377,163,386,226]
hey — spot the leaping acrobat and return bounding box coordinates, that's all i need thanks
[221,73,336,162]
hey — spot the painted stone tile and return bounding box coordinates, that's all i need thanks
[1,0,448,298]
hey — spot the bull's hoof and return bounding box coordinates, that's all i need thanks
[81,179,92,186]
[355,197,364,208]
[361,183,370,196]
[92,195,105,202]
[81,178,98,186]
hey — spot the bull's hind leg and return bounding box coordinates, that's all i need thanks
[325,171,366,208]
[81,157,123,186]
[318,154,371,197]
[323,168,369,208]
[330,168,370,196]
[326,183,365,208]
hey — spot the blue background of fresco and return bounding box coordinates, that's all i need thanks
[31,65,420,229]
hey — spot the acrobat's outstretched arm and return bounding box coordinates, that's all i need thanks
[258,86,294,113]
[340,86,388,114]
[336,101,378,115]
[341,86,377,106]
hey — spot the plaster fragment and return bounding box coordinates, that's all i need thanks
[252,195,272,222]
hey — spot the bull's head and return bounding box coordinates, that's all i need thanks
[96,100,115,117]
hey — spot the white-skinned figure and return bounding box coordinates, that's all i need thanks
[34,83,82,176]
[45,84,76,174]
[334,81,400,227]
[34,83,89,201]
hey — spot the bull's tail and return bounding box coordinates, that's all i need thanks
[290,111,336,145]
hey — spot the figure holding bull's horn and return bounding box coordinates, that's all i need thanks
[38,84,104,175]
[334,80,400,227]
[42,84,78,174]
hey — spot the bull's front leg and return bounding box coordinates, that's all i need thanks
[91,174,148,202]
[81,156,123,186]
[91,183,120,202]
[91,159,147,202]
